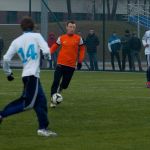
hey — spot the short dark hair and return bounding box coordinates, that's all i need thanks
[66,20,76,26]
[20,16,34,31]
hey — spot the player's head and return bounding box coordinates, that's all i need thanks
[66,20,76,35]
[20,16,34,32]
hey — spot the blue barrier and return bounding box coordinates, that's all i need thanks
[128,15,150,28]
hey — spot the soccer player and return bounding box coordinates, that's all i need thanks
[50,20,85,107]
[0,16,57,137]
[142,30,150,88]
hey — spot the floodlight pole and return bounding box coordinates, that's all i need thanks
[29,0,31,17]
[41,0,65,33]
[137,0,140,38]
[41,0,48,40]
[102,0,106,71]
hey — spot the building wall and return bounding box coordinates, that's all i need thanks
[0,0,148,14]
[0,0,148,24]
[0,0,129,14]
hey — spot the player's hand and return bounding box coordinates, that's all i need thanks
[43,53,51,60]
[7,73,14,81]
[145,44,149,48]
[77,63,82,70]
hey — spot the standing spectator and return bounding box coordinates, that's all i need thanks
[129,33,143,71]
[121,30,132,71]
[142,30,150,88]
[85,29,99,71]
[48,32,57,69]
[108,32,122,71]
[0,36,4,62]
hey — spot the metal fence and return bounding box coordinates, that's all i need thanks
[0,0,149,71]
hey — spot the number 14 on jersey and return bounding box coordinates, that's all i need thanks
[18,44,37,64]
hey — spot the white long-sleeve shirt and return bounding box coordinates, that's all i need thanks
[142,30,150,55]
[3,32,51,78]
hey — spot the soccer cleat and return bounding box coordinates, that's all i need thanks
[50,96,57,108]
[37,129,57,137]
[146,82,150,88]
[50,102,57,108]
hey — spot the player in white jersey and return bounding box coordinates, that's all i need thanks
[0,16,57,137]
[142,30,150,88]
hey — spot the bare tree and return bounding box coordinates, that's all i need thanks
[149,0,150,13]
[105,0,119,20]
[106,0,111,19]
[134,0,138,4]
[111,0,118,20]
[127,0,130,4]
[89,0,96,20]
[143,0,147,12]
[66,0,72,20]
[127,0,131,15]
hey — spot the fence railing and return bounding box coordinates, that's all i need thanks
[128,4,150,29]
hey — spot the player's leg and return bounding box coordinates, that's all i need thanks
[51,65,63,96]
[88,53,94,71]
[135,52,142,71]
[0,76,38,122]
[93,52,99,71]
[128,52,132,71]
[131,51,135,71]
[146,55,150,88]
[111,52,115,70]
[115,52,122,71]
[34,81,57,136]
[122,51,126,71]
[34,81,49,129]
[0,97,25,119]
[59,66,75,91]
[50,65,63,107]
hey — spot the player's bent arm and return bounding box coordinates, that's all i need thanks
[3,59,12,76]
[78,45,85,63]
[50,43,59,54]
[3,41,17,76]
[142,32,148,47]
[37,34,51,60]
[108,43,112,52]
[50,36,61,54]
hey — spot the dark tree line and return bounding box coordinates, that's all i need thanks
[66,0,150,20]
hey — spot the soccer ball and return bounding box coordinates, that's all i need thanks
[51,93,63,104]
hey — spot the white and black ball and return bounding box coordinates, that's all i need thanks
[51,93,63,104]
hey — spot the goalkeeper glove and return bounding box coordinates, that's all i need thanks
[77,63,82,70]
[7,73,14,81]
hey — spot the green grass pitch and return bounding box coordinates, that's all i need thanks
[0,69,150,150]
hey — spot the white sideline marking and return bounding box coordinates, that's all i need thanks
[98,79,135,82]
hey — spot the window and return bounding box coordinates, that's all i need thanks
[7,11,17,24]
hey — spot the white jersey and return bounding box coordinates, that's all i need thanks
[142,30,150,55]
[3,32,51,78]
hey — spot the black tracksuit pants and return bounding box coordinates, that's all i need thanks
[51,65,75,96]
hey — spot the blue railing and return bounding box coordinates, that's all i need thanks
[128,15,150,29]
